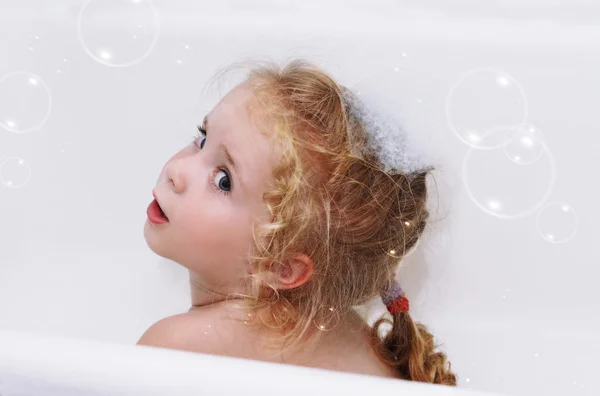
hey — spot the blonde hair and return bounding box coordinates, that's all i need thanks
[207,58,456,385]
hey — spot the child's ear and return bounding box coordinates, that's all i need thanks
[252,253,314,290]
[277,253,314,289]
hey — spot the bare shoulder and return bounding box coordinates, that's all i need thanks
[136,304,396,378]
[136,304,247,356]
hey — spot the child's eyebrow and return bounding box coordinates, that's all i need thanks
[203,115,247,192]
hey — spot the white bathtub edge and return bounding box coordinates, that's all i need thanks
[0,329,505,396]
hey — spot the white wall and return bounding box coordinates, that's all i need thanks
[0,1,598,396]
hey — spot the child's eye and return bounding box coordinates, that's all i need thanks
[214,169,231,193]
[194,124,233,196]
[194,125,207,149]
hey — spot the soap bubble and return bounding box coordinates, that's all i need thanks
[242,312,254,325]
[0,157,32,188]
[27,34,45,52]
[403,233,422,259]
[24,33,71,77]
[52,58,72,75]
[446,68,528,149]
[314,306,340,332]
[77,0,160,67]
[0,71,52,134]
[388,237,421,260]
[173,43,193,65]
[503,124,546,165]
[536,202,578,243]
[462,128,555,219]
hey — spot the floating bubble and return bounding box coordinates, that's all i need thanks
[173,43,193,65]
[0,157,32,188]
[23,33,71,78]
[536,201,578,243]
[503,124,546,165]
[391,51,417,74]
[404,233,422,259]
[59,140,70,153]
[77,0,160,67]
[446,68,528,149]
[241,312,255,325]
[388,237,421,260]
[462,128,555,219]
[53,57,71,75]
[314,306,339,332]
[0,71,52,134]
[27,34,44,52]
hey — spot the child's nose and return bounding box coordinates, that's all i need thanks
[166,159,186,193]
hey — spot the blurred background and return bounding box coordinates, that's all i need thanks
[0,1,599,395]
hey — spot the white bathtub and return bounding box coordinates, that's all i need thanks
[0,1,598,395]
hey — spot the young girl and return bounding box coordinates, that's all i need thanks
[139,59,457,385]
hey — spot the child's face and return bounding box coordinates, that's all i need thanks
[144,83,279,295]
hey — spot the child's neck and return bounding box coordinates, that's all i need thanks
[188,271,244,310]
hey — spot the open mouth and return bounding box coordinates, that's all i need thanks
[156,200,168,220]
[147,192,169,224]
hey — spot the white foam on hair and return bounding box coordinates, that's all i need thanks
[342,88,434,176]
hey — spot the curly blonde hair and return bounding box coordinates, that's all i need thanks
[207,58,456,385]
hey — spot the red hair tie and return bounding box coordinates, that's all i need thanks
[381,280,410,314]
[386,296,410,314]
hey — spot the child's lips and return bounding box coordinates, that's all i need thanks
[157,200,168,219]
[147,190,169,223]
